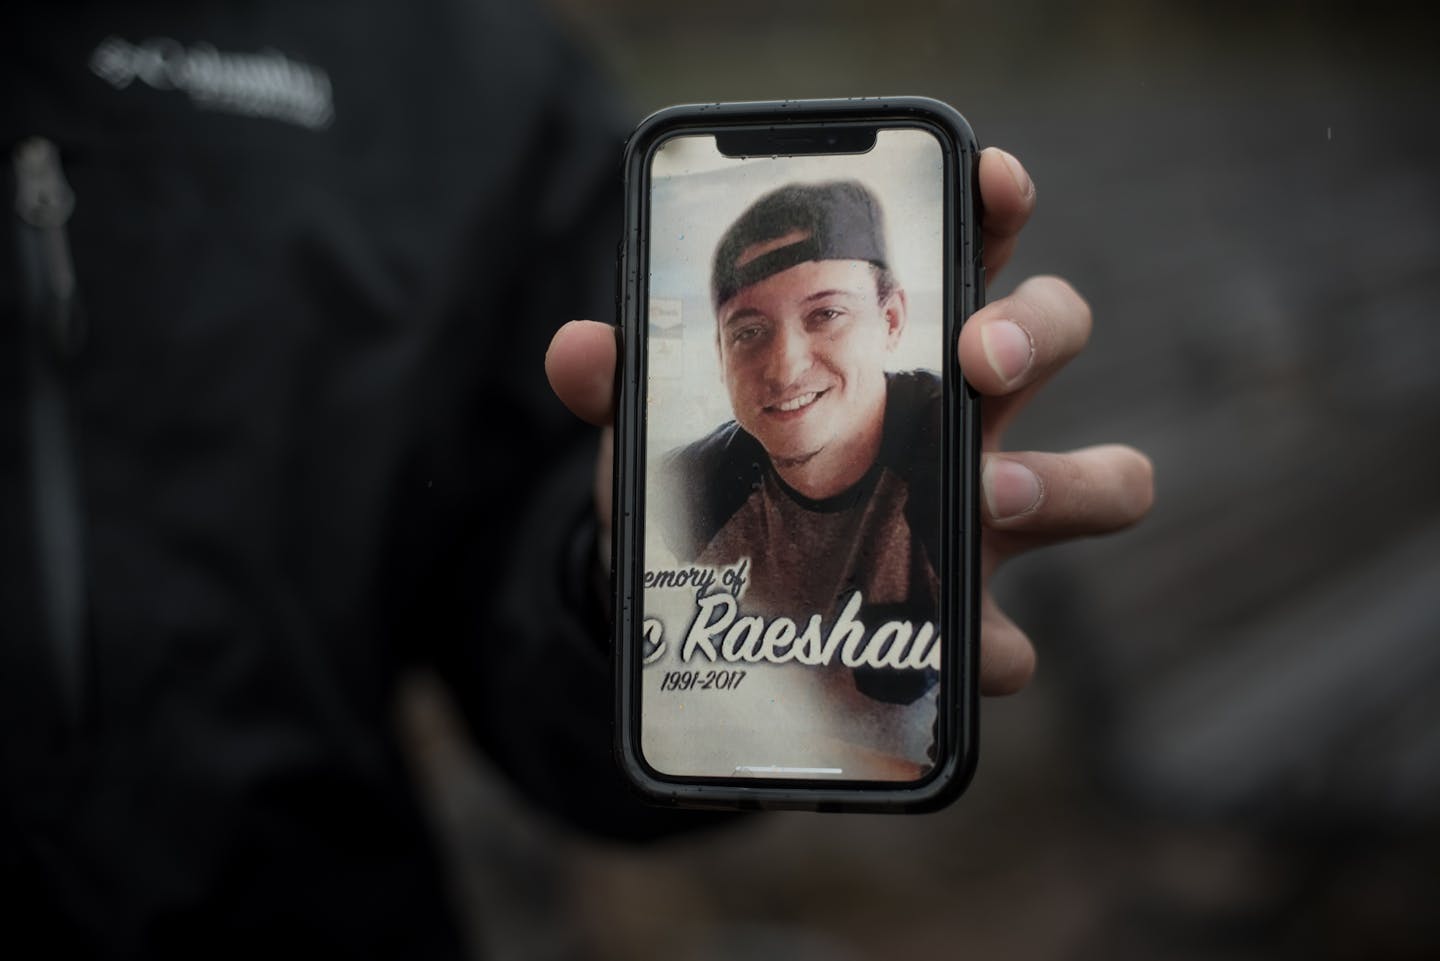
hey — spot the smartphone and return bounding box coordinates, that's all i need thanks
[612,98,982,812]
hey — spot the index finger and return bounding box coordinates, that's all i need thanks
[978,147,1037,279]
[957,275,1093,444]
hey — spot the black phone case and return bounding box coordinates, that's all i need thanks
[613,97,983,812]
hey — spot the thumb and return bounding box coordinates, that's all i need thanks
[545,320,618,426]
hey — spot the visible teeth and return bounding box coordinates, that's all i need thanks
[776,392,818,412]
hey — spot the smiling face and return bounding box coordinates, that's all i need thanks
[717,258,906,489]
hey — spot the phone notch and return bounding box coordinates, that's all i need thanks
[716,125,877,158]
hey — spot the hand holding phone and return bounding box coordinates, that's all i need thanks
[612,98,982,810]
[544,108,1155,813]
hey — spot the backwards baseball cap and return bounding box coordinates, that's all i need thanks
[711,180,888,310]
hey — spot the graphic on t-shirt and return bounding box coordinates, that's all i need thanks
[641,129,946,782]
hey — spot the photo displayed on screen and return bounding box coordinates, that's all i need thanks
[640,128,945,782]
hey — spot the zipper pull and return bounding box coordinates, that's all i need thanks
[14,137,85,357]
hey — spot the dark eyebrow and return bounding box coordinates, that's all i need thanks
[722,307,766,329]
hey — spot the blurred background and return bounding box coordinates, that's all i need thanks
[399,2,1440,958]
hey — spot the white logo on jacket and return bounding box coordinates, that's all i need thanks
[89,36,334,131]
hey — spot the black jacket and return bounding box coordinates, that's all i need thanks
[3,3,677,956]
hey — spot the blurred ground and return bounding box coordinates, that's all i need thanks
[400,2,1440,958]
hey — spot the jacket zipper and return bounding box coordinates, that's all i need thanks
[14,136,90,731]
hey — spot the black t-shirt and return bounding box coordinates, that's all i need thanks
[694,419,940,625]
[662,369,944,704]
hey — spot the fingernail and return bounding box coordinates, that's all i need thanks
[980,320,1034,386]
[997,148,1034,200]
[983,458,1043,520]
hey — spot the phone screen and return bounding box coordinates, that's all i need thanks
[639,127,947,783]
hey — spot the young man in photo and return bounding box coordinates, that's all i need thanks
[660,180,943,705]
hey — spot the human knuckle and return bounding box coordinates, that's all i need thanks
[1089,445,1154,522]
[1051,453,1091,507]
[1047,276,1093,341]
[1015,276,1090,350]
[986,632,1036,695]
